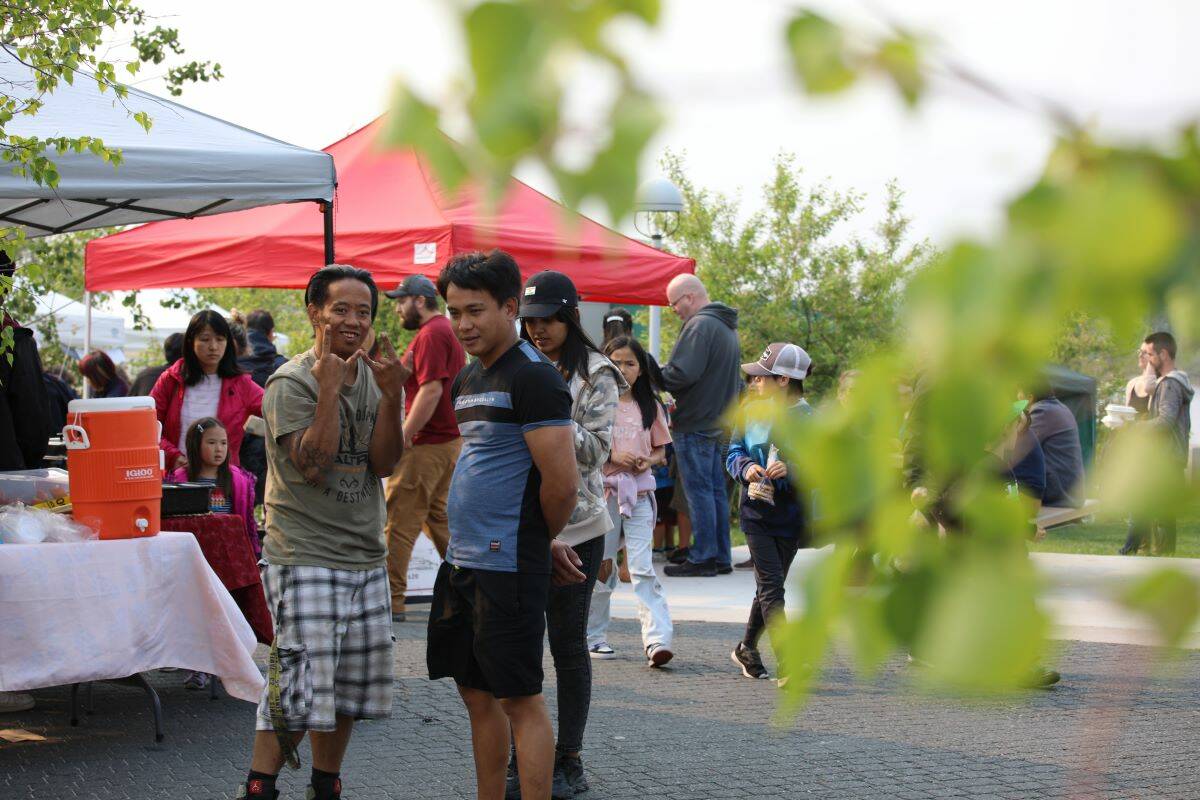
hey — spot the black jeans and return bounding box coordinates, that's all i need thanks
[546,535,604,754]
[1123,515,1178,556]
[743,533,800,651]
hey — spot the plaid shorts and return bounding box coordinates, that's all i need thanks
[255,564,395,732]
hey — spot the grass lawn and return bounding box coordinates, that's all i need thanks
[723,510,1200,558]
[1030,512,1200,558]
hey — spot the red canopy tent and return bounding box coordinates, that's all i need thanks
[86,117,693,305]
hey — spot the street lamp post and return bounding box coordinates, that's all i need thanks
[635,177,684,361]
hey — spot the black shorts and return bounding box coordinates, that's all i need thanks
[426,562,550,699]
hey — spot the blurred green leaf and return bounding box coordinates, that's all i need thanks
[915,548,1049,692]
[784,12,858,95]
[385,86,469,192]
[876,35,925,108]
[1120,569,1200,649]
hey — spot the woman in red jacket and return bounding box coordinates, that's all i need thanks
[151,310,264,471]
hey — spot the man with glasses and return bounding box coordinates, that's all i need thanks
[1120,331,1194,556]
[660,274,742,577]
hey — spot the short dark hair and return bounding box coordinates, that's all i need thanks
[182,310,243,386]
[305,264,379,320]
[418,293,441,312]
[437,249,521,307]
[1145,331,1177,360]
[246,309,274,335]
[163,332,184,364]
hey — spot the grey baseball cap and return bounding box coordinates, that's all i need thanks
[742,342,812,380]
[384,274,438,299]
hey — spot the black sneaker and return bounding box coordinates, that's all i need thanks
[236,784,279,800]
[505,754,521,799]
[734,558,755,570]
[551,752,588,798]
[716,563,733,575]
[667,546,691,565]
[731,642,770,679]
[1022,667,1061,689]
[305,778,342,800]
[664,559,717,577]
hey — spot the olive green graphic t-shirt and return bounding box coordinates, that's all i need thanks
[261,351,387,570]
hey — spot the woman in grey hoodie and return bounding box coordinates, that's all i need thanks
[511,270,624,798]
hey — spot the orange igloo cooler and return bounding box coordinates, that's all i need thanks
[63,397,162,539]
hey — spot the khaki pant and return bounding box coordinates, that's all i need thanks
[384,437,462,612]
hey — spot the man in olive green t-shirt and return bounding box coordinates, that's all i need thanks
[238,265,410,800]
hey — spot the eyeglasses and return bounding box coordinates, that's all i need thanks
[668,292,691,310]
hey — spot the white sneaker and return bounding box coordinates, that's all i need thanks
[589,643,615,659]
[646,643,674,668]
[0,691,35,713]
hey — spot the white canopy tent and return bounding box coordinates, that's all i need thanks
[0,50,335,237]
[0,50,333,392]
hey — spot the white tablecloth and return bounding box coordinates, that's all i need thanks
[0,531,266,702]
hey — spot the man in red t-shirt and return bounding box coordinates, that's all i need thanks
[383,274,467,619]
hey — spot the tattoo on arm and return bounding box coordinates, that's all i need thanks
[286,431,335,485]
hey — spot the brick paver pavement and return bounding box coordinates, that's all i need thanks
[2,612,1197,799]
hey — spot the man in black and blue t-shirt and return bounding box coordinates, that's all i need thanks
[427,249,579,800]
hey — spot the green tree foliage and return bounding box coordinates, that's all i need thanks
[397,4,1200,702]
[386,0,663,222]
[657,151,931,398]
[0,2,221,360]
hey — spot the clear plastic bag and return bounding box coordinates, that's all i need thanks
[0,503,98,544]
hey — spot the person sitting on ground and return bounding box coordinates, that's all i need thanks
[169,416,259,692]
[130,333,184,396]
[1025,388,1084,509]
[78,350,130,398]
[726,343,813,683]
[588,335,674,665]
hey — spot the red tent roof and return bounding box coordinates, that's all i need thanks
[85,117,693,305]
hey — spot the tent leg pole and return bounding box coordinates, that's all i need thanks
[649,305,662,361]
[322,202,335,265]
[83,290,92,399]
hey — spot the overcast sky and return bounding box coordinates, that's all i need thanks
[130,0,1200,245]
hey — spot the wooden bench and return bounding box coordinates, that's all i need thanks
[1035,499,1100,535]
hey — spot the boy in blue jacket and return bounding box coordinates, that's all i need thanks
[726,343,813,682]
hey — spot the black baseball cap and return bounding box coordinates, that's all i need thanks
[519,270,578,318]
[384,274,438,299]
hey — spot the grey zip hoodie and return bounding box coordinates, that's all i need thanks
[661,303,742,434]
[557,351,629,547]
[1149,369,1194,461]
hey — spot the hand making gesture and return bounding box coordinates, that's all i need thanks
[361,333,414,400]
[310,324,362,394]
